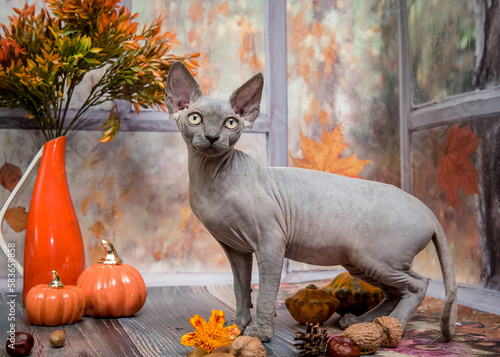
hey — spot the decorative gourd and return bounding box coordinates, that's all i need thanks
[285,284,341,324]
[25,270,85,326]
[322,273,384,316]
[76,239,147,317]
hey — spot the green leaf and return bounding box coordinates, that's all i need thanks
[83,58,101,65]
[60,29,81,36]
[0,0,200,141]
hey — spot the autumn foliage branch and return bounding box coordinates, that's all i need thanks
[0,0,199,142]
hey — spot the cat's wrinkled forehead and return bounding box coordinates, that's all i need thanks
[191,96,236,118]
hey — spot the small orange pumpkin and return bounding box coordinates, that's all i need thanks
[76,239,147,317]
[323,272,384,317]
[285,284,341,324]
[25,270,85,326]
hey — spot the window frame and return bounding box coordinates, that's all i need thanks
[398,0,500,194]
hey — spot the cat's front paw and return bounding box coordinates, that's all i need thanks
[243,323,274,342]
[339,313,360,330]
[236,314,252,331]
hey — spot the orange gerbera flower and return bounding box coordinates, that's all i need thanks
[180,309,241,353]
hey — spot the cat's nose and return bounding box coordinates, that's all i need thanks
[206,134,219,144]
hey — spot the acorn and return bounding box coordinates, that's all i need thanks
[49,330,66,348]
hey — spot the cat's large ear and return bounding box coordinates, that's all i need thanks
[229,73,264,129]
[165,61,202,118]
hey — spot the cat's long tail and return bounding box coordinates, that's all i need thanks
[432,220,458,342]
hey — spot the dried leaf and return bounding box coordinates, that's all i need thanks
[90,220,105,239]
[290,123,372,178]
[438,123,482,212]
[0,162,22,191]
[4,206,29,232]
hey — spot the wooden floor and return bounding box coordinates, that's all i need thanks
[2,282,500,356]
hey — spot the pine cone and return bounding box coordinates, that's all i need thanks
[294,323,330,356]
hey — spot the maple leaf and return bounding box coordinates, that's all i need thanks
[438,123,482,212]
[290,123,372,178]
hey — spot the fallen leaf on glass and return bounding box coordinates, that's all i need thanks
[437,123,482,212]
[290,123,372,178]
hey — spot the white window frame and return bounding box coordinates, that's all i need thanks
[398,0,500,193]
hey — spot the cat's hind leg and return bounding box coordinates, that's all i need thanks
[338,267,401,329]
[389,269,429,326]
[220,243,254,331]
[339,264,429,329]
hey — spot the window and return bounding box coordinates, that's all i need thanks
[400,0,500,287]
[1,0,498,290]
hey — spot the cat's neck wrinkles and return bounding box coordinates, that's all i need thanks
[187,146,235,184]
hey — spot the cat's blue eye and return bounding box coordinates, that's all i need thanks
[224,117,239,129]
[188,113,202,125]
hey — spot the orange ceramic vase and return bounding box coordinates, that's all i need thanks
[23,136,85,305]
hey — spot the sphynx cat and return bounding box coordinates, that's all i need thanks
[165,61,457,342]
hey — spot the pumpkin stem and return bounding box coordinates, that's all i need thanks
[48,270,64,288]
[98,239,123,265]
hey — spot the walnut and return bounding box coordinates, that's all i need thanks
[342,322,383,355]
[373,316,403,347]
[229,336,267,357]
[187,348,208,357]
[212,346,230,353]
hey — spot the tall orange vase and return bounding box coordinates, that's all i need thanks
[23,136,85,305]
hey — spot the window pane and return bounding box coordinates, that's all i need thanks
[0,130,267,277]
[408,0,476,105]
[0,0,45,23]
[410,118,500,286]
[287,0,400,272]
[133,0,266,113]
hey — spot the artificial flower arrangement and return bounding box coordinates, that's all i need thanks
[0,0,199,142]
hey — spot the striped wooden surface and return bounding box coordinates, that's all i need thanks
[1,285,304,356]
[3,282,481,357]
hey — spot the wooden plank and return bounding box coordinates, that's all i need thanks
[117,286,238,356]
[0,292,142,356]
[2,283,500,356]
[117,285,315,356]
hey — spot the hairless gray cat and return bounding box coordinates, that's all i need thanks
[165,61,457,342]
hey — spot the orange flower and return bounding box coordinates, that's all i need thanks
[180,310,241,353]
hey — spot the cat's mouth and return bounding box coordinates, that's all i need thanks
[189,133,232,156]
[193,141,229,157]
